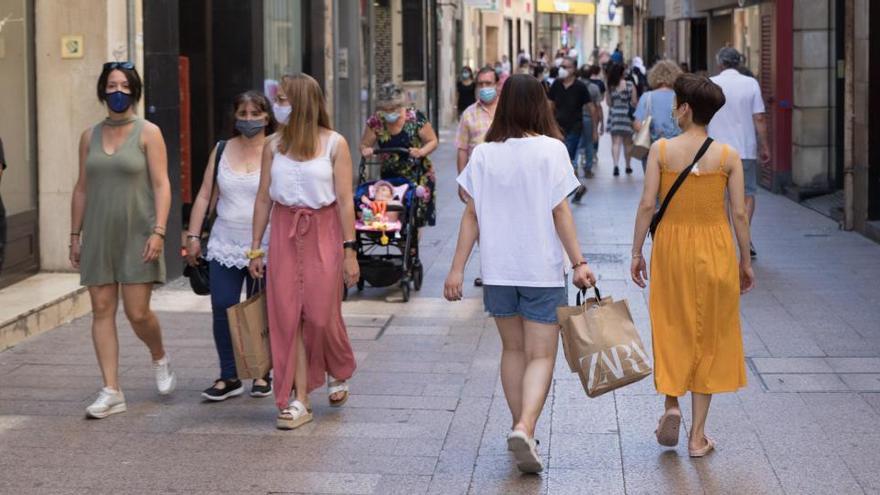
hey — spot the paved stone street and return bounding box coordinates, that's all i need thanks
[2,129,880,495]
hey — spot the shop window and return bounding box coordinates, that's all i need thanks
[402,0,424,81]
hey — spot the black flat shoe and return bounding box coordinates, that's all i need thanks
[201,379,244,402]
[572,185,587,203]
[251,377,273,398]
[474,277,483,287]
[625,167,633,175]
[613,166,620,176]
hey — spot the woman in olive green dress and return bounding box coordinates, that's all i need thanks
[70,63,176,419]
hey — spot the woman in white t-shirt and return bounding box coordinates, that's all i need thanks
[444,74,597,474]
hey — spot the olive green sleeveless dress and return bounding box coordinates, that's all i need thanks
[80,118,165,286]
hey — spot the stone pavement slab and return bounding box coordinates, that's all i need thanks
[2,128,880,494]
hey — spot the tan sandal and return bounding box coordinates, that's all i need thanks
[655,408,682,447]
[276,400,313,430]
[688,436,716,458]
[328,379,349,407]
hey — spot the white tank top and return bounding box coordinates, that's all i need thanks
[269,132,339,208]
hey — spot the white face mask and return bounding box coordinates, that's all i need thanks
[273,102,292,125]
[558,68,570,80]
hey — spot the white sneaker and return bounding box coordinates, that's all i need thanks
[86,387,127,419]
[507,430,544,473]
[153,355,177,395]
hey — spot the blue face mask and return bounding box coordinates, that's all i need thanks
[383,111,401,124]
[106,91,133,113]
[478,87,497,103]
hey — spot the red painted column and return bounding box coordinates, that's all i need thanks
[774,0,793,185]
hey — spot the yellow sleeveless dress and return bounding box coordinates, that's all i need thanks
[649,139,746,396]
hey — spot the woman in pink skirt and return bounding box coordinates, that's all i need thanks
[249,74,359,430]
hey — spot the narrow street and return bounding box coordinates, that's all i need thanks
[2,129,880,495]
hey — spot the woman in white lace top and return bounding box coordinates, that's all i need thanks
[185,91,274,401]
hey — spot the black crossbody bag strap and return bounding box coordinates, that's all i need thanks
[204,140,226,234]
[649,137,713,237]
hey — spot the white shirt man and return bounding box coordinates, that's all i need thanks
[707,47,770,257]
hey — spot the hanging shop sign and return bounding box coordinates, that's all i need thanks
[597,0,623,25]
[537,0,597,15]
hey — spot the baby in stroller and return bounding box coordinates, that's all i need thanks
[360,180,407,223]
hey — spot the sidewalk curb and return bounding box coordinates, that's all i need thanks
[0,286,90,352]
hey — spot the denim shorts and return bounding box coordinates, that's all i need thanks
[741,159,758,196]
[483,285,568,325]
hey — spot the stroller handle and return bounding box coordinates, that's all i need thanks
[369,147,411,156]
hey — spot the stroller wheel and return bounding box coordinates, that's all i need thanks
[400,281,411,302]
[413,262,423,291]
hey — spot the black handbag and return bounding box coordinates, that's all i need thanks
[184,140,226,295]
[649,137,713,237]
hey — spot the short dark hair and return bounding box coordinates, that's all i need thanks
[606,63,625,88]
[673,73,726,126]
[231,90,277,137]
[476,65,499,82]
[588,65,601,77]
[96,64,142,103]
[484,74,562,142]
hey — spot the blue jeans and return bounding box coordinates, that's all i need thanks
[209,260,260,380]
[563,129,581,168]
[577,116,595,173]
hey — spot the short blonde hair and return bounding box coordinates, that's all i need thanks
[648,60,683,89]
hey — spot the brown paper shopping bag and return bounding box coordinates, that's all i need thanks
[227,290,272,380]
[557,287,652,397]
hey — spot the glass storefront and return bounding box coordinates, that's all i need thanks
[0,0,38,286]
[263,0,304,101]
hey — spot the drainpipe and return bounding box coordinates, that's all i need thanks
[843,0,854,230]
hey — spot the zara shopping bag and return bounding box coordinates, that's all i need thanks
[556,287,652,397]
[227,283,272,380]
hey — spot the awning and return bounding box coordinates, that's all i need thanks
[537,0,597,15]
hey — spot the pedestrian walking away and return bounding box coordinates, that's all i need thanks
[707,47,770,258]
[249,74,358,431]
[631,73,754,457]
[587,65,606,167]
[70,62,176,419]
[548,56,589,202]
[361,83,439,228]
[185,91,275,402]
[456,65,500,287]
[445,74,597,474]
[606,63,638,176]
[633,60,684,171]
[576,65,603,178]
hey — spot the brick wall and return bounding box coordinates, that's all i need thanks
[375,4,393,85]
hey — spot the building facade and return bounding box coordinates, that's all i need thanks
[0,0,394,290]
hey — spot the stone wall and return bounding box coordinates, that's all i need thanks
[791,0,833,191]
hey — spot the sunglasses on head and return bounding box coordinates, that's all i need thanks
[103,61,135,71]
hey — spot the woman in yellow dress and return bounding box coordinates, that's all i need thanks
[630,74,755,457]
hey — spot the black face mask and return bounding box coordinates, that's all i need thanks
[234,119,266,138]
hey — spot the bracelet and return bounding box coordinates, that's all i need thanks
[70,232,81,237]
[153,225,166,232]
[632,253,643,259]
[246,249,265,260]
[151,231,165,239]
[571,260,588,270]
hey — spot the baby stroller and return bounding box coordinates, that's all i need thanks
[343,147,424,302]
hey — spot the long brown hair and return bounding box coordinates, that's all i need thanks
[277,73,331,159]
[485,74,562,142]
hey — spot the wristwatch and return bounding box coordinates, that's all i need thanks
[343,240,357,251]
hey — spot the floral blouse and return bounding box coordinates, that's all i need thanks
[366,108,436,227]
